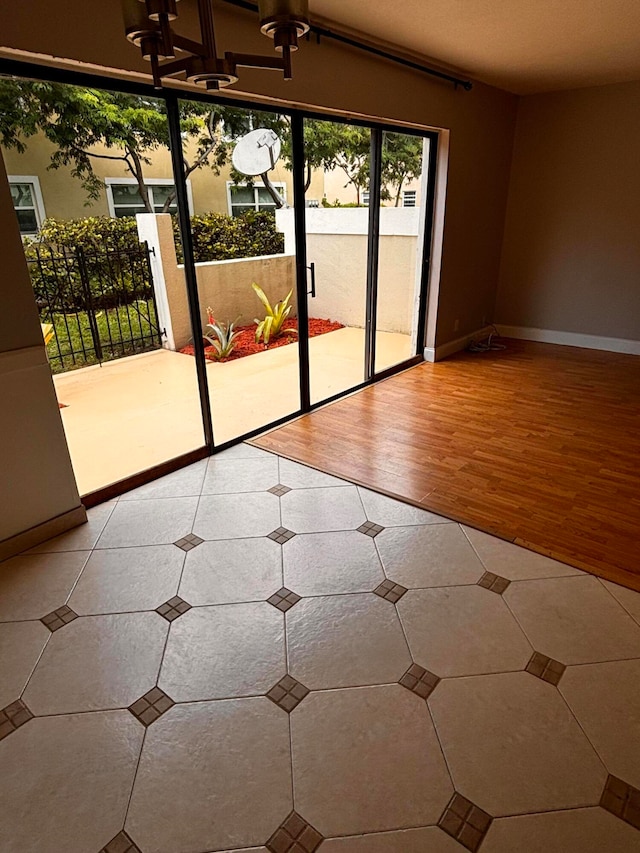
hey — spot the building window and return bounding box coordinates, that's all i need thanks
[403,190,417,208]
[105,178,193,218]
[228,182,286,217]
[9,176,45,235]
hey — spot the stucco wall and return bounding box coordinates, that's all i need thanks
[1,131,323,221]
[140,214,296,350]
[278,208,419,334]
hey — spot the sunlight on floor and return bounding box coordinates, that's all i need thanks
[53,327,412,495]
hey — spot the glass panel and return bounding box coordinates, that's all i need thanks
[257,187,278,204]
[374,131,430,374]
[11,182,34,207]
[230,185,254,205]
[15,208,38,233]
[151,184,177,206]
[111,184,145,205]
[179,98,300,444]
[304,118,371,404]
[2,75,207,494]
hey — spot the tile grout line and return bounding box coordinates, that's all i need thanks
[499,592,613,779]
[19,550,93,701]
[121,724,149,834]
[595,576,640,628]
[391,595,459,794]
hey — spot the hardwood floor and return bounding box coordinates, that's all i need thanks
[252,340,640,591]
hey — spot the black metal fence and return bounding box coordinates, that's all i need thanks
[26,242,165,374]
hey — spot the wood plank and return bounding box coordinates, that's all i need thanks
[251,340,640,592]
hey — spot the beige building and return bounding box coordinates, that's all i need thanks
[2,131,422,234]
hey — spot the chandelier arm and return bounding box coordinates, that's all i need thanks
[225,51,286,71]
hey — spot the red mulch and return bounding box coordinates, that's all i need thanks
[179,317,344,363]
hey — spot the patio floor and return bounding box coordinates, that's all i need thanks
[54,327,412,496]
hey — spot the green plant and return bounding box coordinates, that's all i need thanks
[203,308,241,359]
[174,209,284,263]
[252,283,297,345]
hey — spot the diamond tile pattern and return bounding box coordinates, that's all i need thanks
[268,527,297,545]
[477,571,511,594]
[267,587,301,612]
[268,485,292,497]
[600,775,640,830]
[41,604,78,632]
[267,675,310,713]
[99,830,142,853]
[266,811,323,852]
[0,700,33,742]
[174,533,203,552]
[129,687,175,727]
[357,521,385,538]
[438,792,492,852]
[373,578,408,603]
[399,663,440,700]
[156,596,191,622]
[6,452,640,852]
[526,651,566,686]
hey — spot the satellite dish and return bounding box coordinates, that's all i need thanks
[232,128,282,177]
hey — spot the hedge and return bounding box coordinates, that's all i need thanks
[27,210,284,263]
[25,210,284,311]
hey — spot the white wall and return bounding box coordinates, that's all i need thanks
[277,208,420,334]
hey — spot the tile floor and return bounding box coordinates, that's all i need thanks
[2,444,640,852]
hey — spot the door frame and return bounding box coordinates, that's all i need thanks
[0,57,441,495]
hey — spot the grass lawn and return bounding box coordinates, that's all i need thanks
[45,300,161,374]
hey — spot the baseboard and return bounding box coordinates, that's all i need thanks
[497,325,640,355]
[0,504,87,562]
[424,325,494,362]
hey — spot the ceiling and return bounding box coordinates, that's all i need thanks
[310,0,640,94]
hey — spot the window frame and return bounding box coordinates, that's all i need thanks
[402,189,417,208]
[105,177,194,218]
[8,174,46,235]
[226,180,287,216]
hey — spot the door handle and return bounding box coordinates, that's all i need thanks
[307,262,316,298]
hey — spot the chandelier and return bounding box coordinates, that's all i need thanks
[122,0,310,90]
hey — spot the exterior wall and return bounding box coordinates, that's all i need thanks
[1,132,315,220]
[0,155,84,555]
[278,208,419,334]
[322,168,422,208]
[496,79,640,343]
[140,214,296,350]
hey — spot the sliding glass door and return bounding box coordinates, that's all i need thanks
[302,117,371,405]
[1,58,439,498]
[175,97,300,445]
[374,130,435,375]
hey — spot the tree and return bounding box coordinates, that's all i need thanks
[0,79,285,213]
[381,132,424,206]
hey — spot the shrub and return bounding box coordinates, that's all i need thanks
[173,209,284,263]
[203,308,241,360]
[25,210,285,312]
[252,283,297,345]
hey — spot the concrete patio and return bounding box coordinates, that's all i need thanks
[54,327,412,495]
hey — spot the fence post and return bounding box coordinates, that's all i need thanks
[75,246,103,362]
